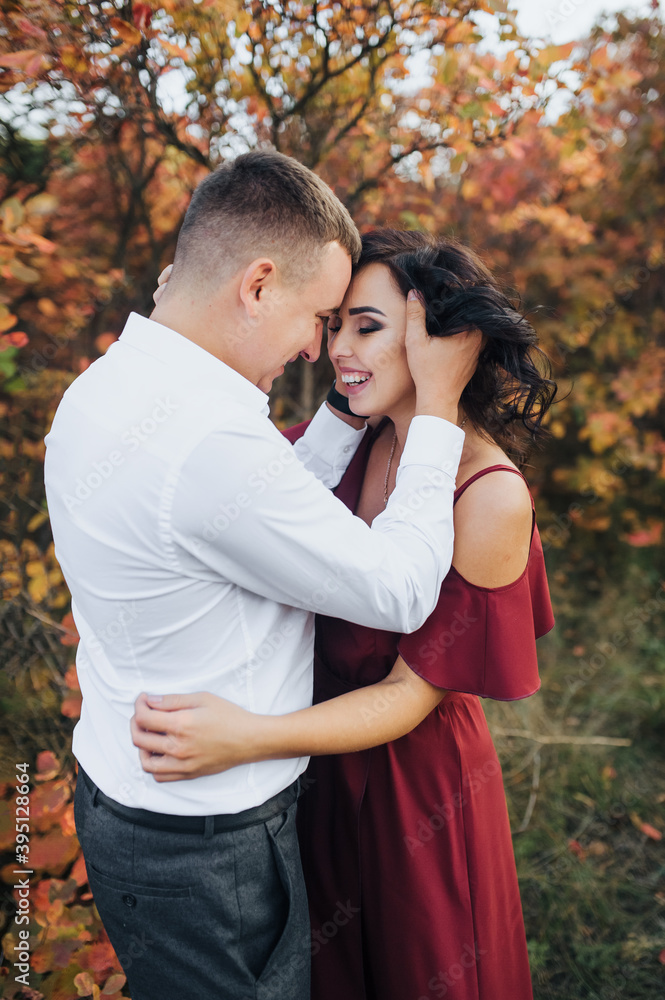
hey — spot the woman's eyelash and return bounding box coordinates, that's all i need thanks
[359,325,381,334]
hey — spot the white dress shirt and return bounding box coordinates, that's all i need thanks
[44,313,464,814]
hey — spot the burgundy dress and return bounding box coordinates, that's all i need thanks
[283,419,554,1000]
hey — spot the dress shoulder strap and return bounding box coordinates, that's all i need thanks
[454,465,531,506]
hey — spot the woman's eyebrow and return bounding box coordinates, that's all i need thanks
[348,306,386,317]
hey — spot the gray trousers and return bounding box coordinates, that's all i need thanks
[74,770,310,1000]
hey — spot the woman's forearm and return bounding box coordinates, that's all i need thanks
[132,660,445,781]
[250,658,445,760]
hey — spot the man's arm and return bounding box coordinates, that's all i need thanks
[172,295,479,634]
[172,411,462,634]
[289,400,367,489]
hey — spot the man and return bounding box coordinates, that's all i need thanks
[44,150,479,1000]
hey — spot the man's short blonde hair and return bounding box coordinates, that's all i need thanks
[170,150,361,291]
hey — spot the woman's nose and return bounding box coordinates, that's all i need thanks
[329,329,352,361]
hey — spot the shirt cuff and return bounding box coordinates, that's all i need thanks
[399,415,465,480]
[304,401,368,458]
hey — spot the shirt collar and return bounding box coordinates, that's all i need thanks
[119,312,270,415]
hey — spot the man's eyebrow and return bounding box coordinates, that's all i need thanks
[348,306,386,317]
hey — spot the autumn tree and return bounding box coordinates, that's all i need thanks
[1,3,664,998]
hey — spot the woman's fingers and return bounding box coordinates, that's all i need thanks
[137,747,189,782]
[405,289,482,412]
[152,263,173,304]
[157,264,173,286]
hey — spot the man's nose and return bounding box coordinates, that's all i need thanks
[300,327,322,363]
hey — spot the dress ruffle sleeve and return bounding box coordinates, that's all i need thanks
[397,524,554,701]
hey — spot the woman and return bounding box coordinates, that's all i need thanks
[135,229,556,1000]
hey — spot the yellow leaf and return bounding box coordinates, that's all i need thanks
[26,192,58,216]
[74,972,96,996]
[9,258,40,283]
[235,10,253,34]
[0,197,25,231]
[27,510,49,532]
[61,45,89,74]
[219,0,243,17]
[27,566,49,603]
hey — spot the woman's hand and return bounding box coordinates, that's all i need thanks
[152,264,173,305]
[405,290,481,424]
[131,691,262,782]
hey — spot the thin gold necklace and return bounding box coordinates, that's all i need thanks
[383,416,468,507]
[383,431,398,506]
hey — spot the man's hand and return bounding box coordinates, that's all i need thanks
[131,691,260,782]
[405,290,482,425]
[152,264,173,305]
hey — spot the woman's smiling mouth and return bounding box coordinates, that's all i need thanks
[339,368,373,393]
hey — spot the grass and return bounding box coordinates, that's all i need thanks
[486,561,665,999]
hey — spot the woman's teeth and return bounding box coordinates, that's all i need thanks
[341,374,371,384]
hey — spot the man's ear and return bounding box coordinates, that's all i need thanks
[239,258,278,318]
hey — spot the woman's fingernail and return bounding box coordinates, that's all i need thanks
[146,694,163,703]
[407,289,418,301]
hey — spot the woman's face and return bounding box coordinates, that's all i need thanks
[327,263,416,419]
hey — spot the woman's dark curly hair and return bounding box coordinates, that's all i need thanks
[357,229,557,463]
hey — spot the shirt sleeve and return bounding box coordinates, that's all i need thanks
[170,412,464,635]
[289,402,367,488]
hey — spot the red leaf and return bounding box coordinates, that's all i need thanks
[567,839,586,860]
[62,690,83,719]
[60,610,80,646]
[0,49,39,69]
[29,826,80,874]
[133,3,153,32]
[2,330,29,348]
[35,750,61,780]
[70,851,89,887]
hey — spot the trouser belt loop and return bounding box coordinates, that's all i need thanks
[91,784,99,807]
[203,815,214,840]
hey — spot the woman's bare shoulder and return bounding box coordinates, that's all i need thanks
[453,445,533,588]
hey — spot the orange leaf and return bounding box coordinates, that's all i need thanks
[95,333,118,355]
[102,973,127,995]
[159,39,192,59]
[38,297,58,317]
[630,812,663,840]
[0,311,18,333]
[110,17,142,46]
